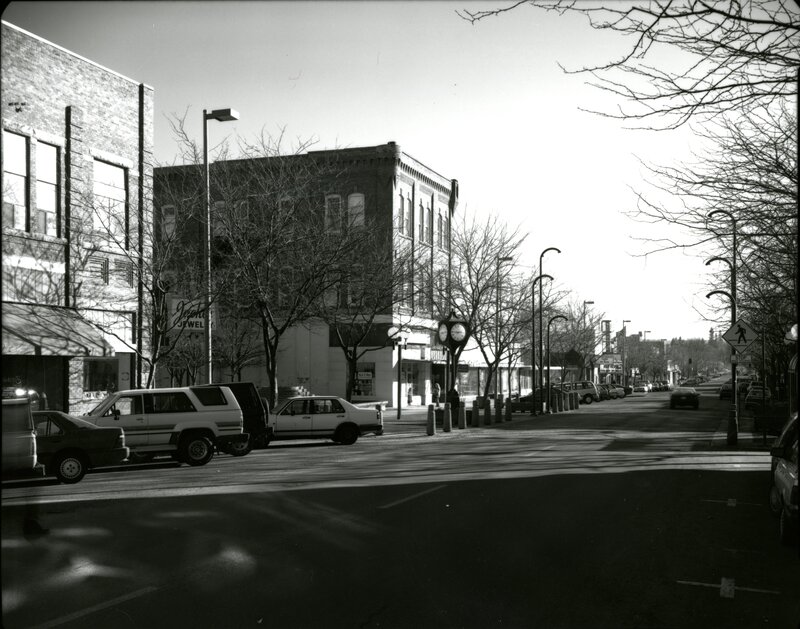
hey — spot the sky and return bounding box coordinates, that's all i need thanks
[3,0,721,342]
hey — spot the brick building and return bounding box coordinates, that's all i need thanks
[1,21,153,412]
[154,142,460,406]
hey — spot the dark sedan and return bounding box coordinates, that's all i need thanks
[32,410,129,483]
[669,387,700,410]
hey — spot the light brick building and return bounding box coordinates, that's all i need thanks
[1,21,153,411]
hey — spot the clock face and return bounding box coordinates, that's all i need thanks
[438,324,449,342]
[451,323,466,342]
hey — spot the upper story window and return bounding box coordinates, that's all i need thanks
[426,204,432,244]
[161,205,176,241]
[437,212,443,248]
[347,193,365,229]
[36,142,59,237]
[405,195,413,235]
[398,194,405,235]
[418,202,424,241]
[2,130,28,231]
[93,160,128,247]
[325,194,342,232]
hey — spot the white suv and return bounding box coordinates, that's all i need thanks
[85,386,246,466]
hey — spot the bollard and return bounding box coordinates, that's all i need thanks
[471,400,479,428]
[567,393,574,410]
[558,393,564,412]
[484,399,492,425]
[550,392,558,414]
[458,403,466,429]
[505,396,512,422]
[443,402,452,432]
[426,404,436,436]
[495,397,503,424]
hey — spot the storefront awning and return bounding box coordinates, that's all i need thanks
[2,302,113,357]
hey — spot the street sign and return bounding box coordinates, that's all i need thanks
[722,318,759,354]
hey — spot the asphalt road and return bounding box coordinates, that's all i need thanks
[2,390,798,629]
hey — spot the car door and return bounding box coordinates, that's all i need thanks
[95,393,147,447]
[275,399,312,437]
[32,413,66,465]
[311,398,346,436]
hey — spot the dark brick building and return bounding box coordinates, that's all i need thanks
[154,142,459,405]
[1,21,153,412]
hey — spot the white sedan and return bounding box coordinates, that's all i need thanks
[267,396,384,445]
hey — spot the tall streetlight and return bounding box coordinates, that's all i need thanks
[495,255,513,403]
[582,300,595,380]
[538,247,560,408]
[531,273,553,415]
[547,314,568,412]
[707,209,738,446]
[202,107,239,384]
[621,320,631,387]
[707,288,738,445]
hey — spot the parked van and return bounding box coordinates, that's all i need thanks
[562,381,601,404]
[2,398,38,475]
[84,386,247,466]
[197,382,270,455]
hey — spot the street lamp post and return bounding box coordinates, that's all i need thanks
[707,209,738,446]
[495,255,513,404]
[531,273,553,415]
[538,247,560,410]
[202,107,239,384]
[582,300,595,380]
[547,314,568,412]
[622,320,631,388]
[707,289,738,445]
[389,327,411,420]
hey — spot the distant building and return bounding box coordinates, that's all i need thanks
[1,21,153,411]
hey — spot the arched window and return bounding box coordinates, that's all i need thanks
[437,212,443,248]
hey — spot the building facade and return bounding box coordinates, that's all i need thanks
[154,142,464,406]
[1,22,153,412]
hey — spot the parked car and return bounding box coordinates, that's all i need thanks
[670,387,700,409]
[737,377,754,395]
[2,398,38,477]
[605,383,625,399]
[719,380,734,400]
[561,381,600,405]
[769,435,798,545]
[623,384,633,396]
[633,383,648,393]
[268,396,383,445]
[597,384,611,401]
[84,386,246,466]
[770,413,798,476]
[32,410,129,483]
[744,386,773,412]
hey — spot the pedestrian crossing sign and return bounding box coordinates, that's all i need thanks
[722,318,759,353]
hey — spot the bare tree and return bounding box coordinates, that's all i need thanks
[458,0,799,129]
[449,213,529,399]
[316,226,424,402]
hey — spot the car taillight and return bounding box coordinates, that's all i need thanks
[117,434,126,448]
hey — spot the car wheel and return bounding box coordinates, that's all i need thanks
[179,434,214,466]
[335,424,359,445]
[228,437,253,457]
[769,484,783,517]
[583,395,593,405]
[779,507,797,546]
[53,452,87,484]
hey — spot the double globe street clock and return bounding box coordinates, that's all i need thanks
[437,313,471,391]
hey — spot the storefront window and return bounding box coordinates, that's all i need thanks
[353,362,375,398]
